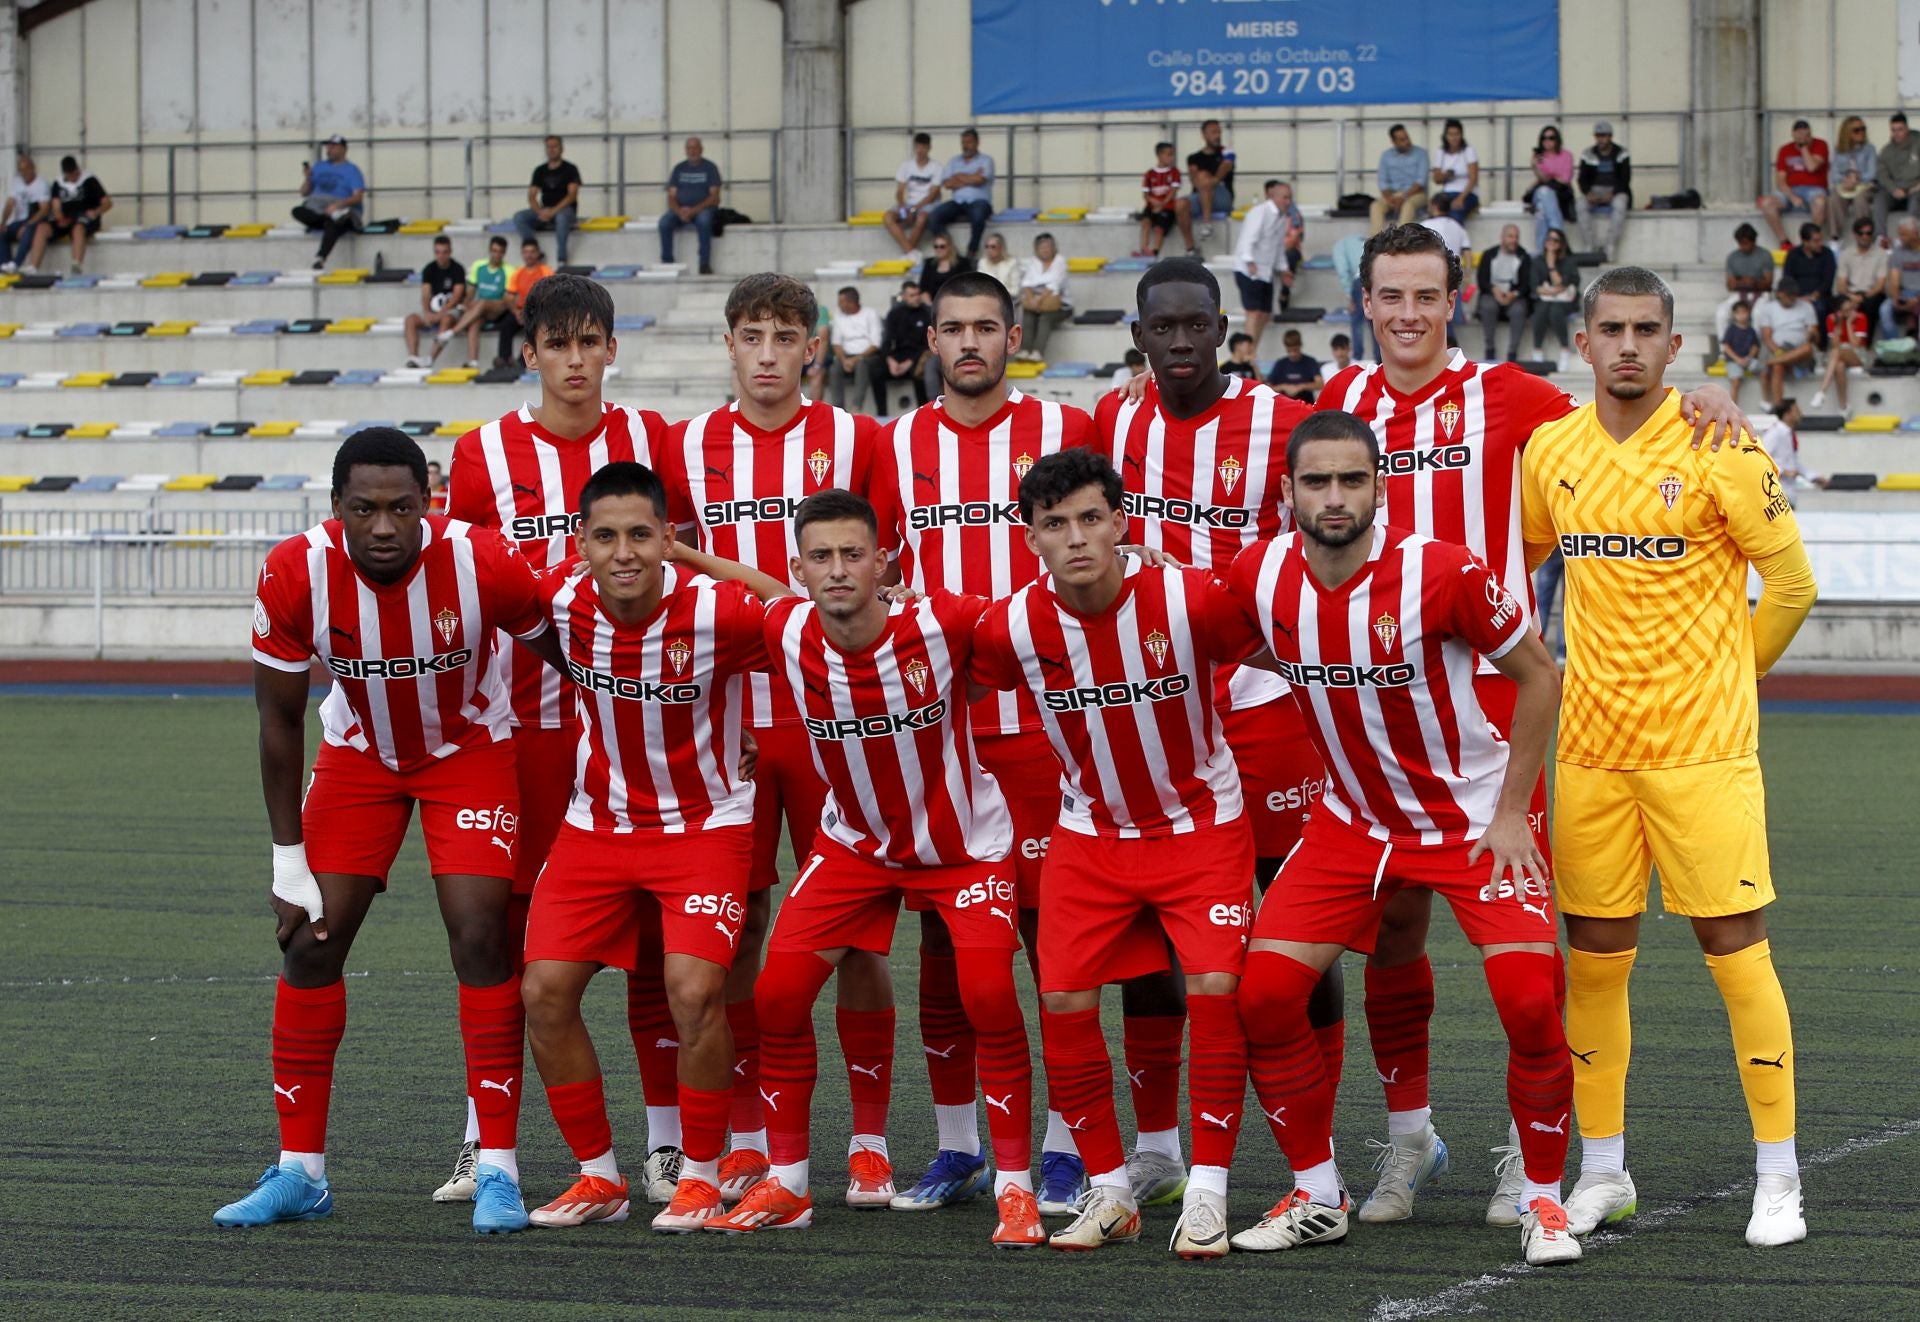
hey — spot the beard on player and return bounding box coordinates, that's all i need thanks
[793,516,888,628]
[1287,435,1383,552]
[933,289,1016,399]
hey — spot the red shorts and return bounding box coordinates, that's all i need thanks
[975,730,1061,908]
[1473,670,1551,863]
[1223,697,1326,861]
[1255,808,1557,953]
[1037,821,1255,994]
[748,723,830,893]
[512,722,577,894]
[771,835,1021,956]
[302,738,520,884]
[523,822,753,970]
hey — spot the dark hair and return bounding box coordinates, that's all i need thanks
[1799,222,1822,241]
[899,279,920,295]
[961,127,979,141]
[521,272,614,345]
[1228,332,1253,350]
[725,272,817,332]
[1017,449,1124,524]
[1034,231,1056,248]
[837,285,861,306]
[1854,218,1876,234]
[1135,256,1220,315]
[1154,140,1174,153]
[60,154,77,172]
[1330,333,1351,350]
[1544,226,1569,250]
[1773,398,1798,416]
[332,426,427,497]
[489,234,508,249]
[1264,178,1282,193]
[933,269,1015,326]
[577,461,668,523]
[1360,223,1462,294]
[433,234,452,248]
[1123,348,1146,367]
[1282,328,1303,343]
[1201,118,1221,132]
[1387,123,1407,140]
[1792,118,1811,131]
[794,488,879,543]
[1535,126,1562,150]
[913,132,932,147]
[1895,112,1910,126]
[1442,117,1467,147]
[1285,410,1379,475]
[1581,264,1675,328]
[546,134,563,147]
[1734,222,1759,242]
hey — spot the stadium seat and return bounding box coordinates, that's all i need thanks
[72,476,124,492]
[614,314,657,331]
[232,272,280,286]
[206,422,256,437]
[579,215,629,232]
[241,370,296,387]
[1005,360,1045,379]
[316,269,370,285]
[26,475,78,492]
[1826,472,1879,491]
[285,318,331,334]
[118,474,171,491]
[477,365,523,384]
[108,321,155,337]
[847,210,886,227]
[1706,359,1728,376]
[213,474,265,491]
[60,373,114,389]
[162,474,218,491]
[257,475,309,491]
[147,321,198,337]
[345,420,398,434]
[597,264,640,280]
[397,219,449,234]
[59,274,102,289]
[1038,207,1089,222]
[0,422,26,438]
[399,420,442,436]
[155,421,212,438]
[10,273,57,289]
[135,224,186,240]
[293,421,349,438]
[324,318,378,335]
[1043,362,1097,378]
[154,372,203,388]
[1066,256,1108,273]
[285,370,337,387]
[56,323,108,339]
[1878,473,1920,490]
[1106,257,1153,274]
[863,258,916,277]
[1073,309,1127,325]
[435,419,485,437]
[426,368,479,385]
[140,272,192,288]
[0,475,33,492]
[1845,414,1901,432]
[186,271,235,287]
[25,423,73,438]
[332,369,386,387]
[248,421,300,438]
[65,422,120,439]
[1276,306,1328,323]
[1797,414,1846,431]
[0,325,18,339]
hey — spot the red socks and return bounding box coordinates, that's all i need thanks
[1364,955,1434,1111]
[1484,951,1572,1183]
[1185,994,1247,1169]
[837,1006,895,1139]
[459,976,525,1150]
[1314,1020,1346,1099]
[955,946,1032,1174]
[1039,1006,1125,1177]
[626,953,681,1109]
[919,950,977,1107]
[1240,952,1336,1176]
[545,1075,613,1164]
[1122,1013,1186,1135]
[680,1083,732,1166]
[726,998,763,1137]
[754,951,835,1167]
[271,978,346,1153]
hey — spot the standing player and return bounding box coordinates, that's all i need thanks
[1316,224,1752,1224]
[443,274,674,1204]
[520,462,765,1234]
[1223,411,1579,1265]
[215,429,562,1235]
[672,491,1041,1246]
[971,449,1264,1257]
[868,269,1099,1212]
[1095,258,1335,1211]
[1522,268,1816,1247]
[657,273,895,1205]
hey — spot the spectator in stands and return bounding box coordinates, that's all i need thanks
[1186,119,1236,235]
[1136,142,1195,258]
[1270,180,1305,308]
[1527,126,1575,253]
[1721,299,1762,406]
[1222,331,1258,380]
[928,128,995,261]
[2,153,51,273]
[804,298,833,401]
[403,235,468,368]
[1762,399,1827,497]
[1760,119,1829,250]
[1420,192,1471,260]
[658,136,722,274]
[1328,332,1354,373]
[292,134,363,271]
[1836,216,1889,341]
[427,461,449,514]
[448,235,515,369]
[1430,119,1479,222]
[977,230,1022,297]
[1577,120,1632,261]
[1233,178,1299,349]
[1811,289,1870,415]
[828,286,884,410]
[1757,280,1819,406]
[1476,224,1533,363]
[1875,112,1920,238]
[1883,216,1920,339]
[918,233,973,305]
[514,136,581,265]
[1332,230,1372,358]
[1827,115,1877,239]
[496,239,553,366]
[21,155,111,275]
[1265,329,1323,403]
[1781,222,1837,346]
[1530,226,1580,371]
[879,280,932,413]
[1717,221,1777,338]
[1110,348,1146,392]
[885,132,944,255]
[1369,124,1429,233]
[1015,232,1071,362]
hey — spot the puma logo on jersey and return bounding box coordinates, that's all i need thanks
[912,470,940,489]
[480,1077,515,1098]
[511,481,540,496]
[923,1044,956,1059]
[274,1083,302,1104]
[490,835,514,858]
[849,1062,884,1080]
[1529,1113,1568,1135]
[329,625,358,643]
[989,906,1015,927]
[1739,879,1758,889]
[704,464,733,483]
[714,921,739,948]
[1569,1048,1597,1064]
[1749,1051,1788,1069]
[1521,900,1550,922]
[1557,478,1580,497]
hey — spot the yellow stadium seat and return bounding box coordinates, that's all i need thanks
[141,272,192,288]
[862,258,916,277]
[1038,207,1089,221]
[579,215,629,232]
[0,476,35,492]
[1771,248,1786,266]
[435,419,487,437]
[1877,473,1920,490]
[1230,207,1248,220]
[324,318,378,334]
[0,273,17,290]
[847,211,887,227]
[241,369,296,387]
[163,475,218,492]
[223,222,273,238]
[426,367,479,385]
[172,526,223,546]
[398,219,449,235]
[1845,414,1901,432]
[146,320,197,337]
[1706,359,1728,376]
[1066,256,1108,274]
[65,422,120,438]
[0,322,20,337]
[1005,360,1046,379]
[248,421,300,438]
[316,268,370,285]
[61,372,113,388]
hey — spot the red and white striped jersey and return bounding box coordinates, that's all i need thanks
[447,403,667,728]
[544,562,769,834]
[1319,351,1573,665]
[1097,373,1309,710]
[251,516,548,774]
[761,592,1011,867]
[1224,525,1528,845]
[659,398,877,727]
[869,390,1095,735]
[968,559,1263,838]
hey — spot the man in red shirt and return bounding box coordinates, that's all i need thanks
[1760,119,1830,249]
[521,461,768,1235]
[656,274,895,1205]
[214,428,563,1236]
[1222,410,1579,1267]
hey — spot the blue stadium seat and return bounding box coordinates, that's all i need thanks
[233,272,281,286]
[0,422,28,438]
[234,320,286,336]
[154,371,203,387]
[332,369,386,387]
[72,476,126,492]
[56,322,109,338]
[134,225,186,240]
[155,421,213,438]
[614,315,657,331]
[257,475,310,491]
[345,420,398,434]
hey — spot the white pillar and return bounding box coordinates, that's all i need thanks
[778,0,846,224]
[1690,0,1763,208]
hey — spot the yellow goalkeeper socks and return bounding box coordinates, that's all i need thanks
[1705,939,1796,1143]
[1565,946,1637,1139]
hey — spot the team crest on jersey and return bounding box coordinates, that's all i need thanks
[1373,613,1399,652]
[1143,628,1171,668]
[1657,473,1683,510]
[903,657,929,697]
[666,638,693,675]
[433,607,459,647]
[807,448,831,484]
[1436,399,1462,440]
[1217,454,1243,494]
[1012,451,1036,481]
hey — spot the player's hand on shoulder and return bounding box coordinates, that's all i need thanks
[1677,384,1757,451]
[880,583,922,604]
[1123,544,1187,570]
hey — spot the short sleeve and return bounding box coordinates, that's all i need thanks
[965,599,1022,692]
[475,530,548,641]
[868,425,908,559]
[846,414,880,499]
[252,542,314,672]
[759,594,806,664]
[656,421,696,532]
[1518,438,1558,571]
[446,431,497,527]
[1192,569,1264,664]
[1709,444,1804,564]
[449,261,466,285]
[1060,404,1097,453]
[716,581,773,676]
[1440,546,1528,660]
[1498,367,1578,452]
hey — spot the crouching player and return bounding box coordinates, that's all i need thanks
[675,490,1041,1245]
[1223,411,1579,1265]
[216,428,562,1234]
[520,462,767,1233]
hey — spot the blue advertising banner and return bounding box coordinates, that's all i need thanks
[971,0,1560,114]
